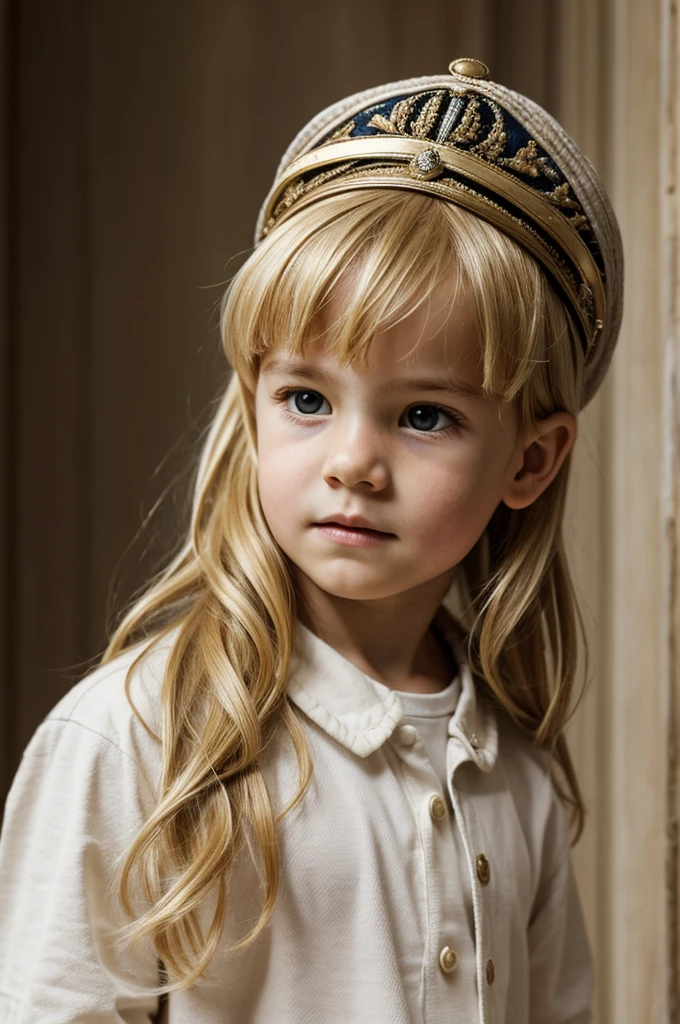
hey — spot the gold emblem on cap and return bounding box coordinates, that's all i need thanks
[408,147,444,181]
[449,57,490,79]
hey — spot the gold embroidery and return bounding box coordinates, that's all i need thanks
[543,182,593,233]
[332,163,415,181]
[471,99,507,162]
[323,120,356,145]
[411,91,446,139]
[367,112,399,134]
[569,213,590,231]
[275,180,306,216]
[267,161,360,230]
[392,96,418,132]
[579,282,595,324]
[497,139,559,181]
[448,96,481,144]
[368,93,445,139]
[545,181,579,209]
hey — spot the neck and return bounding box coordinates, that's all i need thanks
[294,570,458,693]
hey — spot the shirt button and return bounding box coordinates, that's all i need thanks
[397,724,418,746]
[486,958,495,984]
[476,853,491,885]
[429,794,447,820]
[439,946,458,974]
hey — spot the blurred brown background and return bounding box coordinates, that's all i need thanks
[1,1,678,1021]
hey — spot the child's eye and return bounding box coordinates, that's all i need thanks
[284,389,331,416]
[402,404,460,432]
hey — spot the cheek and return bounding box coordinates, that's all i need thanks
[255,416,317,537]
[405,449,508,546]
[257,446,296,528]
[255,402,285,525]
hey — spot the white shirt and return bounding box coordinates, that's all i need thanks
[370,673,462,807]
[0,608,593,1023]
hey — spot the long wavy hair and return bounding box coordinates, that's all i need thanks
[102,189,588,992]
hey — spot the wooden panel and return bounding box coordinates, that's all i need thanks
[10,0,91,771]
[606,0,666,1018]
[548,5,610,1021]
[536,1,678,1018]
[0,0,11,797]
[661,0,680,1015]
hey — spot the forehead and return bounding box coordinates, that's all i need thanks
[263,275,483,384]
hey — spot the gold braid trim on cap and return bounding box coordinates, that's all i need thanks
[259,135,606,359]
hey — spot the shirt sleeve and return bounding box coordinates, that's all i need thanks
[0,717,162,1023]
[527,778,595,1024]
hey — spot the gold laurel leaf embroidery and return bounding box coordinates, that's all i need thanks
[335,163,408,181]
[303,161,360,193]
[411,92,446,139]
[472,99,507,162]
[497,139,562,184]
[271,162,359,221]
[278,182,307,214]
[367,113,399,134]
[448,96,481,143]
[579,283,595,322]
[323,120,356,145]
[569,213,590,232]
[544,181,581,210]
[391,96,418,132]
[497,139,542,176]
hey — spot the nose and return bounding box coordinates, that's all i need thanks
[322,420,390,491]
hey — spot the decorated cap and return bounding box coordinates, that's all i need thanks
[255,59,623,408]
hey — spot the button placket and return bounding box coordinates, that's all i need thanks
[390,717,477,1018]
[447,778,491,1024]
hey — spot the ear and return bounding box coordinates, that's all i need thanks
[502,411,577,510]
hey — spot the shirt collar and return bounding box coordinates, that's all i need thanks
[286,606,498,773]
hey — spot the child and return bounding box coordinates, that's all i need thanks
[0,58,622,1023]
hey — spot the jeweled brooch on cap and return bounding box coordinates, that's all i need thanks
[408,148,444,180]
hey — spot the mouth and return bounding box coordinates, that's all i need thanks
[314,514,394,534]
[312,516,396,547]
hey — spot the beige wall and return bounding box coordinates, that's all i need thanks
[556,0,679,1019]
[1,1,678,1019]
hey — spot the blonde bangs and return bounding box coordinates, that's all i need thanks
[220,189,583,422]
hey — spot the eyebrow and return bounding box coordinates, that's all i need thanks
[261,356,485,401]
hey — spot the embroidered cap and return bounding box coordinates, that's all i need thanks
[255,59,623,408]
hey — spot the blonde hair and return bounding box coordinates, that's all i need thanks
[102,189,587,992]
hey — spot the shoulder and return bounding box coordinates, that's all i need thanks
[491,702,563,839]
[3,632,180,852]
[494,703,552,780]
[33,630,176,772]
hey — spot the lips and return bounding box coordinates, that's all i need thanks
[314,514,394,535]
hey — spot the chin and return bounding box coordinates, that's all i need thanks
[301,568,412,603]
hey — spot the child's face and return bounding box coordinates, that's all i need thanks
[254,277,528,605]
